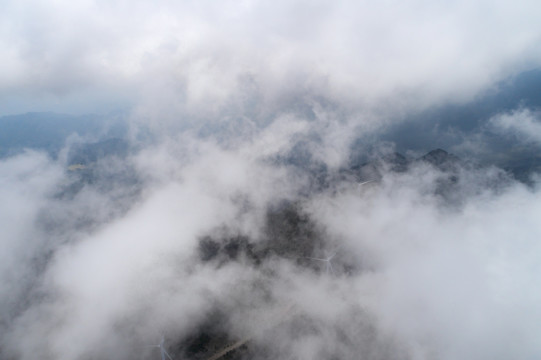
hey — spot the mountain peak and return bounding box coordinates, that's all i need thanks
[420,148,460,170]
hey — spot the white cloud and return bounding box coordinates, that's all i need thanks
[1,0,541,118]
[1,126,539,359]
[1,2,541,359]
[308,167,541,359]
[491,108,541,144]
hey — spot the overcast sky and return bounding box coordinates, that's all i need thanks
[1,0,541,120]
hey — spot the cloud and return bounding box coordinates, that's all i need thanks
[307,164,541,359]
[0,152,62,325]
[491,108,541,144]
[2,1,541,360]
[1,0,541,118]
[1,121,541,360]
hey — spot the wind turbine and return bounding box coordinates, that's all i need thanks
[306,252,337,275]
[148,336,174,360]
[358,180,374,186]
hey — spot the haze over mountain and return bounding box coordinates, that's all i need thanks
[1,1,541,360]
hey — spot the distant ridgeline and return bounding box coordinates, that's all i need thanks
[67,138,129,167]
[380,68,541,151]
[2,66,541,183]
[375,68,541,175]
[0,112,127,158]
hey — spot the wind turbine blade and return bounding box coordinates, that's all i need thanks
[163,349,174,360]
[306,257,326,261]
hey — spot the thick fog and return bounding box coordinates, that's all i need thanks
[1,1,541,360]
